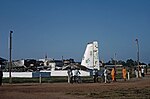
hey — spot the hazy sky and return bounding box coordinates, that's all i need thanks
[0,0,150,63]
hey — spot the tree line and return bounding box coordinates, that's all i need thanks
[102,59,149,67]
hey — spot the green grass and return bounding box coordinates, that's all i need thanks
[2,76,99,84]
[3,77,49,83]
[2,77,69,83]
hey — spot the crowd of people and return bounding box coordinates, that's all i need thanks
[96,66,147,84]
[67,68,81,84]
[67,66,147,84]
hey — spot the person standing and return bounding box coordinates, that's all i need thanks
[74,69,81,83]
[134,67,138,78]
[122,67,127,81]
[104,67,108,83]
[67,68,73,83]
[145,65,147,75]
[67,68,71,83]
[93,69,98,83]
[141,67,145,77]
[127,69,130,80]
[114,67,117,81]
[0,65,3,86]
[111,67,115,82]
[139,66,142,78]
[70,69,73,83]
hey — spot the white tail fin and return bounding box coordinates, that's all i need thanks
[81,41,99,70]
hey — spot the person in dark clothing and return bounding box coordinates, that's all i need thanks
[93,69,98,83]
[0,69,3,86]
[145,65,148,75]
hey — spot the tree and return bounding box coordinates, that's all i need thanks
[139,62,146,65]
[126,59,135,67]
[118,60,126,66]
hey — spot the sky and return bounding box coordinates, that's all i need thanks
[0,0,150,63]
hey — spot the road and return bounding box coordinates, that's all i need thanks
[0,75,150,99]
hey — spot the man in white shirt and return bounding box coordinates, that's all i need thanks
[74,69,81,83]
[104,67,108,83]
[141,67,145,77]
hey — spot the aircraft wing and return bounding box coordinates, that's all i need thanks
[62,63,89,71]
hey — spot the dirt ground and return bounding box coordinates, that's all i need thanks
[0,76,150,99]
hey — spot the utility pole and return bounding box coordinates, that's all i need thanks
[9,30,13,84]
[135,38,140,77]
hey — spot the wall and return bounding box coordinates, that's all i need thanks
[3,70,90,78]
